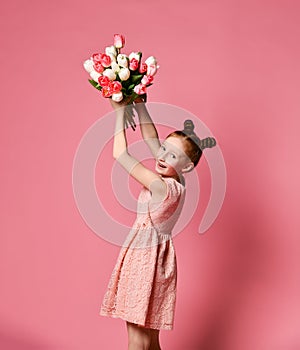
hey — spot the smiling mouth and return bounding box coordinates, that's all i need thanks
[157,161,167,169]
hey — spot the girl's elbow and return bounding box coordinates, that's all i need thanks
[113,153,120,160]
[113,147,121,160]
[113,150,127,160]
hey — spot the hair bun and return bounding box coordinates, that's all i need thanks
[183,119,195,135]
[200,137,217,150]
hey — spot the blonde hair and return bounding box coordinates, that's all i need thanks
[167,119,216,167]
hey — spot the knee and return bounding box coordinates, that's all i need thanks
[128,337,151,350]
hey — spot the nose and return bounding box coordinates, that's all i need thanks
[158,151,167,161]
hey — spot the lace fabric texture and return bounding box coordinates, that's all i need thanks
[100,176,186,330]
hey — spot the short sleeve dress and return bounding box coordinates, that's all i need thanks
[100,176,186,330]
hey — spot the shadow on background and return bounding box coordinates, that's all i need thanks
[0,329,54,350]
[185,202,272,350]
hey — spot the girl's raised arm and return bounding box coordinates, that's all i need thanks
[111,99,167,202]
[133,97,161,158]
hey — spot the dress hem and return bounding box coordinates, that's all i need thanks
[99,309,174,331]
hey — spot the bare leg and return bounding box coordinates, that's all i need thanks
[126,322,151,350]
[149,329,161,350]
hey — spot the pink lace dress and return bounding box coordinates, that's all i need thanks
[100,176,186,330]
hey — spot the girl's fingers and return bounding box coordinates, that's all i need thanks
[126,113,136,128]
[125,113,136,131]
[134,95,147,104]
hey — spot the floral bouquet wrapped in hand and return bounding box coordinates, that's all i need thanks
[83,34,159,130]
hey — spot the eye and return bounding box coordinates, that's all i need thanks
[171,154,176,159]
[161,145,166,151]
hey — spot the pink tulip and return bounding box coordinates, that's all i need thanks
[94,62,104,73]
[139,63,148,74]
[92,53,102,62]
[100,54,111,68]
[134,84,147,95]
[98,75,110,87]
[147,64,157,76]
[102,85,113,98]
[141,75,154,86]
[129,58,139,71]
[114,34,125,49]
[110,81,122,93]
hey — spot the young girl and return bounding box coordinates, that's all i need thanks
[100,98,216,350]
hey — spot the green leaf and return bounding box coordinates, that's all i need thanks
[88,79,102,90]
[130,74,143,83]
[121,79,131,88]
[130,92,139,101]
[88,79,98,87]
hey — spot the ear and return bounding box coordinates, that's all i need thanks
[181,161,194,173]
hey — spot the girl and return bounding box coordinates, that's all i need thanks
[100,97,216,350]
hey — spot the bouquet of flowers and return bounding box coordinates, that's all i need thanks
[83,34,159,130]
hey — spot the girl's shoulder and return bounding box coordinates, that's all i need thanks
[139,176,185,204]
[160,176,186,198]
[161,175,185,187]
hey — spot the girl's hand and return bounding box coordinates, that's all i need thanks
[110,97,137,130]
[133,94,147,104]
[109,96,131,111]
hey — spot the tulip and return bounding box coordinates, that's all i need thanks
[118,68,130,81]
[117,54,128,68]
[93,62,104,73]
[141,75,154,85]
[98,75,110,87]
[145,56,157,66]
[139,63,147,74]
[103,69,116,81]
[129,52,141,62]
[100,54,111,68]
[147,64,158,76]
[107,54,116,62]
[111,61,120,73]
[92,53,102,62]
[111,91,123,102]
[90,71,101,83]
[105,45,117,57]
[134,84,147,95]
[102,85,113,98]
[114,34,125,49]
[129,58,139,71]
[110,81,122,93]
[83,59,94,73]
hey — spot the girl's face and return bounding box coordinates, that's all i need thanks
[155,136,194,177]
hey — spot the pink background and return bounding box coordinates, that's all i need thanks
[1,0,300,349]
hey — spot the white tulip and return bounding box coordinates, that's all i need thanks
[145,56,157,66]
[103,69,116,81]
[111,61,120,73]
[112,92,123,102]
[129,52,141,61]
[105,45,117,57]
[146,64,158,76]
[90,70,101,82]
[118,68,130,81]
[108,54,116,62]
[83,59,94,73]
[117,54,128,68]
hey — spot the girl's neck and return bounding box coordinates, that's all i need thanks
[178,174,185,187]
